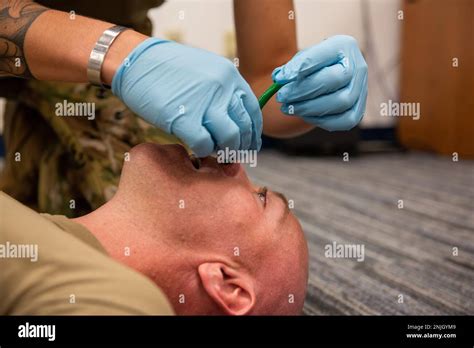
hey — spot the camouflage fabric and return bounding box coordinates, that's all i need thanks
[0,80,183,217]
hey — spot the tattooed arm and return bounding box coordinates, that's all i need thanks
[0,0,46,77]
[0,0,147,83]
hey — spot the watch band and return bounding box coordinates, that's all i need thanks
[87,25,129,88]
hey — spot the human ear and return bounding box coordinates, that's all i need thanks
[198,262,256,315]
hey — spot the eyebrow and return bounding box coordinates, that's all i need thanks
[271,190,290,223]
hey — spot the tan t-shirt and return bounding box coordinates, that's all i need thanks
[0,191,174,315]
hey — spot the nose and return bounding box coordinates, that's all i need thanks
[221,162,257,193]
[221,162,242,177]
[199,156,252,185]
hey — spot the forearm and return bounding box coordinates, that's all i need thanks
[0,0,147,84]
[234,0,314,138]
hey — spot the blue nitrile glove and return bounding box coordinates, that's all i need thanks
[273,35,368,131]
[112,38,262,157]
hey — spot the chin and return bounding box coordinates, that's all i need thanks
[125,143,191,176]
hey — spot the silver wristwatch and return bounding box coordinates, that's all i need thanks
[87,25,129,88]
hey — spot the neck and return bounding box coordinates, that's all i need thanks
[73,196,166,277]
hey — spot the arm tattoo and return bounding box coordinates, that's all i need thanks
[0,0,47,78]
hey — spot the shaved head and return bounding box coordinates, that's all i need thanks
[76,143,308,315]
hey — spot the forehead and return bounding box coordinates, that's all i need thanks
[262,207,304,253]
[257,214,308,311]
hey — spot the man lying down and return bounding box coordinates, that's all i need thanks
[0,143,308,315]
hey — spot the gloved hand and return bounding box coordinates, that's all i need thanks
[112,38,262,157]
[272,35,368,131]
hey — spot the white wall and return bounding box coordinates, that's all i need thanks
[149,0,402,128]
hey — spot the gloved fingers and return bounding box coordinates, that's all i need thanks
[280,57,367,117]
[204,107,241,151]
[276,62,352,104]
[239,87,263,151]
[171,116,215,157]
[228,93,253,150]
[302,74,368,131]
[272,39,344,83]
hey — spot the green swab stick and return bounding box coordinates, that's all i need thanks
[258,82,283,109]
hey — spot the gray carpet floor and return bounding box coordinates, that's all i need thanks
[246,150,474,315]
